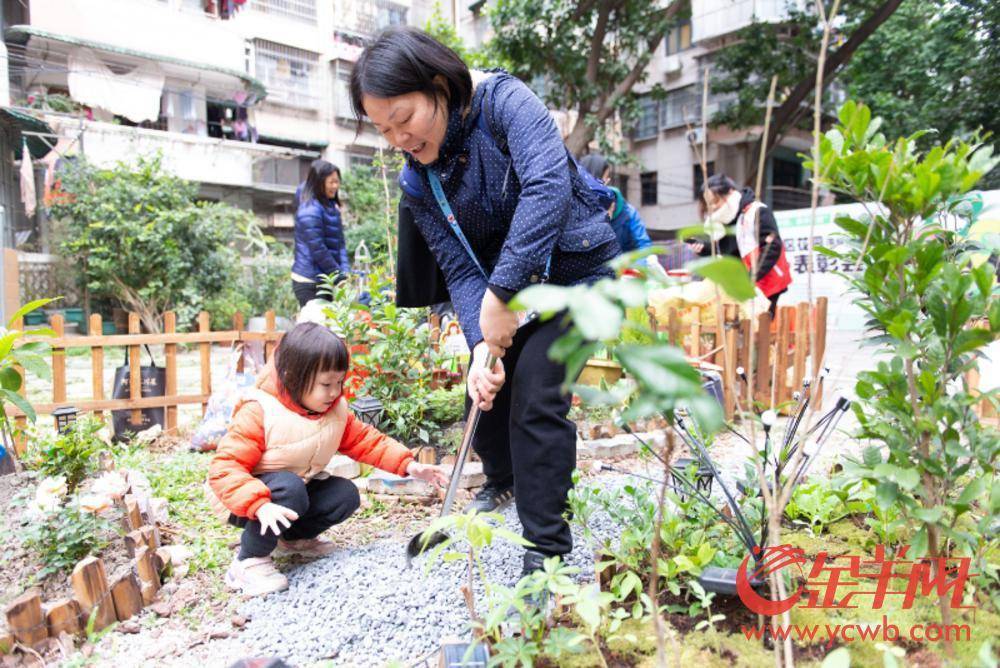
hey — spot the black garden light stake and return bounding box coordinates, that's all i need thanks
[670,457,713,501]
[350,396,384,427]
[52,405,78,435]
[613,368,852,597]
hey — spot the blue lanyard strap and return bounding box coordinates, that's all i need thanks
[426,168,552,283]
[427,168,488,279]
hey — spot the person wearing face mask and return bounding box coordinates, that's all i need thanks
[291,159,349,307]
[350,27,621,577]
[688,174,791,316]
[578,153,653,254]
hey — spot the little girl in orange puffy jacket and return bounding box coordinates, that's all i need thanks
[208,322,448,596]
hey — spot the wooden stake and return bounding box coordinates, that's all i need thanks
[128,313,142,427]
[89,314,104,421]
[164,311,178,432]
[667,307,679,346]
[124,529,143,557]
[755,312,772,407]
[111,572,143,621]
[135,547,161,605]
[812,297,828,406]
[51,315,67,406]
[71,556,116,631]
[124,495,142,532]
[154,547,173,577]
[140,525,160,550]
[45,599,82,637]
[233,312,245,373]
[793,302,810,393]
[5,589,47,646]
[774,306,793,408]
[723,305,739,420]
[198,311,211,416]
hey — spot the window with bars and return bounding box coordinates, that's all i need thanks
[334,64,354,120]
[631,95,659,141]
[248,0,317,23]
[641,172,658,206]
[254,40,320,109]
[693,161,715,200]
[376,1,407,28]
[660,85,702,129]
[665,17,692,55]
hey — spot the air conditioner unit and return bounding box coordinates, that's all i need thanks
[686,127,704,145]
[663,54,682,75]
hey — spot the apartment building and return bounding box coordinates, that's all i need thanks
[625,0,814,236]
[2,0,435,247]
[445,0,814,237]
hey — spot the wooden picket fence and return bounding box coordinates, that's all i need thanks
[8,310,284,452]
[650,298,829,419]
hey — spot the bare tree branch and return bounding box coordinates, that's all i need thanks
[746,0,903,185]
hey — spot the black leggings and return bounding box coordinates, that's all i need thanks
[292,280,329,308]
[467,314,576,556]
[235,471,360,559]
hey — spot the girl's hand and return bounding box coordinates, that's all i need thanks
[406,461,450,488]
[255,502,299,536]
[687,241,705,254]
[468,342,505,411]
[479,290,518,359]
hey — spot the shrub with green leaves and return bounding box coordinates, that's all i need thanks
[811,101,998,622]
[23,499,114,578]
[425,385,466,426]
[0,299,56,461]
[25,416,111,492]
[49,154,255,332]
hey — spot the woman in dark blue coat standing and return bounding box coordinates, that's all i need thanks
[291,160,349,307]
[351,27,621,577]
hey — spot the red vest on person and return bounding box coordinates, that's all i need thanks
[736,202,792,298]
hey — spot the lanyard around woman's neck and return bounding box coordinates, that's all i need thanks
[425,168,551,283]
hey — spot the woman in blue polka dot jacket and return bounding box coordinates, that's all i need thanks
[351,27,621,577]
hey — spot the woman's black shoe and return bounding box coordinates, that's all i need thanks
[464,479,515,513]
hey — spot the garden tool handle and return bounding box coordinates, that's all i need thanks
[438,353,497,518]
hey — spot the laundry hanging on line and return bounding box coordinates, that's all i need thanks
[67,47,165,123]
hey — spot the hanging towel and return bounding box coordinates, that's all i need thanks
[20,139,36,218]
[68,47,164,123]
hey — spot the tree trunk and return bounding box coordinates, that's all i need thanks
[564,0,684,156]
[747,0,904,185]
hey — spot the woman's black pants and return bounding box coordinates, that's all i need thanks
[467,314,576,557]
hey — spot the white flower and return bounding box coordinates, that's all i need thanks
[77,493,113,515]
[38,475,68,499]
[134,424,162,444]
[91,471,129,500]
[32,476,68,513]
[761,410,778,428]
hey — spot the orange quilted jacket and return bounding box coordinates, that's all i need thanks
[207,364,414,520]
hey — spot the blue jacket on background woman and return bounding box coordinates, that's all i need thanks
[291,160,348,307]
[578,153,652,253]
[350,27,620,573]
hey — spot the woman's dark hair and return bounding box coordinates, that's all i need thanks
[698,173,740,217]
[301,159,341,208]
[275,322,350,409]
[579,153,610,182]
[349,26,472,130]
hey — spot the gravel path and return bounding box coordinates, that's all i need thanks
[238,484,624,667]
[235,404,866,667]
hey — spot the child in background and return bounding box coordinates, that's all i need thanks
[208,322,448,596]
